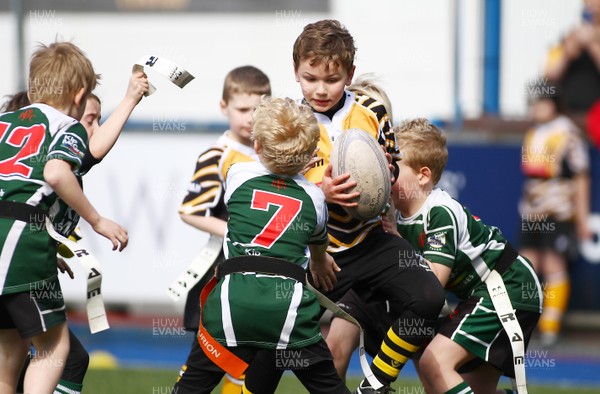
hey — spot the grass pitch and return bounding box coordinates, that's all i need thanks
[83,367,600,393]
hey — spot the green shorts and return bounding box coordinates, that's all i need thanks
[439,295,540,378]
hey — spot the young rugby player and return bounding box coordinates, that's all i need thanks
[519,82,591,347]
[176,65,270,394]
[324,74,397,380]
[390,118,542,394]
[4,69,148,394]
[292,20,445,393]
[173,96,350,394]
[0,41,128,394]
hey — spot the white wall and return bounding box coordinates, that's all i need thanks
[0,1,585,124]
[59,132,215,310]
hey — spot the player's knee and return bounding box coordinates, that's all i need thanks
[327,321,359,359]
[327,337,351,361]
[418,348,443,380]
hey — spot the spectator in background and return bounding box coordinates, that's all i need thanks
[544,0,600,135]
[519,81,592,347]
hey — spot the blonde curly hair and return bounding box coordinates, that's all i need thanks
[252,97,320,176]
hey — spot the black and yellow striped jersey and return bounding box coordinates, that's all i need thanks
[179,131,257,220]
[519,115,589,222]
[303,91,398,253]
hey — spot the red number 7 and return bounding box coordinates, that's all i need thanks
[251,190,302,249]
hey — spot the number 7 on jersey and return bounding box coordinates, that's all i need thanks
[250,190,302,249]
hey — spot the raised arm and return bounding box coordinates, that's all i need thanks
[88,71,149,159]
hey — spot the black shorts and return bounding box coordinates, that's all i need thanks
[173,337,349,394]
[519,217,577,261]
[334,289,394,357]
[0,278,66,338]
[310,226,444,322]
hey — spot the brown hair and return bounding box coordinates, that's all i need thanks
[222,66,271,103]
[28,41,100,108]
[1,91,30,112]
[253,97,320,176]
[87,92,101,106]
[293,19,356,73]
[394,118,448,185]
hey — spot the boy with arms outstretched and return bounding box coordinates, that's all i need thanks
[176,65,270,393]
[172,96,349,394]
[0,41,128,394]
[4,70,148,394]
[388,119,542,394]
[292,20,445,393]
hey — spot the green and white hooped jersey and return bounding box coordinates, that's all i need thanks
[0,104,88,294]
[397,188,542,313]
[202,161,329,349]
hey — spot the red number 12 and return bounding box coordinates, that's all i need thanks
[0,122,46,178]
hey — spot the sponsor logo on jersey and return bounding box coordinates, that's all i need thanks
[427,231,446,249]
[62,135,84,158]
[187,182,201,194]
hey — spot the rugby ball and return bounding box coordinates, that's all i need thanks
[330,128,391,221]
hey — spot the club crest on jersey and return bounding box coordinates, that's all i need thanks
[19,109,35,122]
[427,231,447,249]
[272,178,287,191]
[62,135,84,158]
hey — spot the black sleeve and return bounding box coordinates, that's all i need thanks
[79,145,102,174]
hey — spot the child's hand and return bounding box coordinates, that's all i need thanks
[57,258,75,279]
[384,151,396,184]
[127,71,150,104]
[310,253,340,292]
[92,217,129,251]
[320,164,359,207]
[381,207,400,236]
[300,147,320,176]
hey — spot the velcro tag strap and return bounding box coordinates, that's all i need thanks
[46,218,109,334]
[133,55,195,96]
[166,235,223,302]
[494,243,518,275]
[197,277,248,378]
[486,268,528,394]
[0,200,46,224]
[217,256,305,283]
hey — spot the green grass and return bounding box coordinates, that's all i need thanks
[83,367,600,394]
